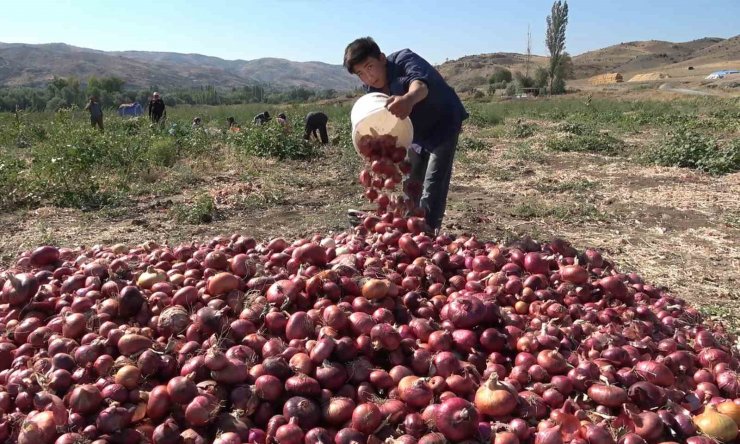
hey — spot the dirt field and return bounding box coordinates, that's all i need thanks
[2,104,738,330]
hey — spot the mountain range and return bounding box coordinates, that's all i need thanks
[0,42,359,91]
[1,36,738,92]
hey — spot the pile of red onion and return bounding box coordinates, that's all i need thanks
[356,134,421,217]
[0,137,738,444]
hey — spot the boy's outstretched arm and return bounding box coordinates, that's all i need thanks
[386,80,428,120]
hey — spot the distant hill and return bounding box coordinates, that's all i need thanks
[1,36,738,93]
[437,36,740,90]
[0,43,360,91]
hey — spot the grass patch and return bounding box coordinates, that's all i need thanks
[556,121,592,135]
[546,132,625,155]
[489,168,518,182]
[509,120,536,138]
[535,178,597,194]
[171,193,217,224]
[467,106,504,126]
[723,211,740,229]
[229,123,318,160]
[501,142,547,163]
[475,125,507,139]
[231,190,288,211]
[699,304,740,333]
[642,128,740,175]
[458,137,488,152]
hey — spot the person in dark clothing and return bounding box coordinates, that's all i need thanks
[304,112,329,144]
[84,96,104,131]
[148,92,166,123]
[253,111,271,125]
[344,37,468,233]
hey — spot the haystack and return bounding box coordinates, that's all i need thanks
[590,73,623,85]
[628,72,670,82]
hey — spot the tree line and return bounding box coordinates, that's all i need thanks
[0,76,350,113]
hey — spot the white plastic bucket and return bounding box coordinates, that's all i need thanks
[350,93,413,154]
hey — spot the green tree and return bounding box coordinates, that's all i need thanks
[505,83,517,97]
[46,96,66,111]
[514,72,534,89]
[100,76,125,93]
[557,52,574,80]
[49,77,68,92]
[545,0,569,95]
[88,76,101,91]
[534,67,549,88]
[489,68,513,84]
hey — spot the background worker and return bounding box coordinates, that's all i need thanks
[148,92,166,123]
[84,96,104,131]
[304,111,329,144]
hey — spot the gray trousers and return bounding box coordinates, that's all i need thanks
[404,133,459,231]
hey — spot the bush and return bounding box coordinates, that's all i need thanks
[642,128,740,175]
[510,121,536,138]
[147,139,179,167]
[171,193,216,224]
[514,72,534,89]
[504,83,517,97]
[229,123,318,160]
[467,107,504,126]
[0,155,26,208]
[29,122,119,208]
[489,68,513,84]
[458,137,488,152]
[546,132,625,155]
[556,122,590,135]
[552,76,567,95]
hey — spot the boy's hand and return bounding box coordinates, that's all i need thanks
[386,95,413,120]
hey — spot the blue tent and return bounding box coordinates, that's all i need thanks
[118,102,143,117]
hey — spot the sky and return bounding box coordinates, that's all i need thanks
[0,0,738,65]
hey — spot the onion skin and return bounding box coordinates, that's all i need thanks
[694,407,738,443]
[717,401,740,426]
[475,375,517,417]
[362,279,389,300]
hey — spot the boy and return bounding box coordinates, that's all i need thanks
[343,37,468,233]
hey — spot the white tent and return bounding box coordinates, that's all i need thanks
[706,70,740,80]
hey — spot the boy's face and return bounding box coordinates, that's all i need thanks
[352,54,388,89]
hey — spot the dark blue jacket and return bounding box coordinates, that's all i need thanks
[367,49,468,152]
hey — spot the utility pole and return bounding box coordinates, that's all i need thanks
[526,24,532,78]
